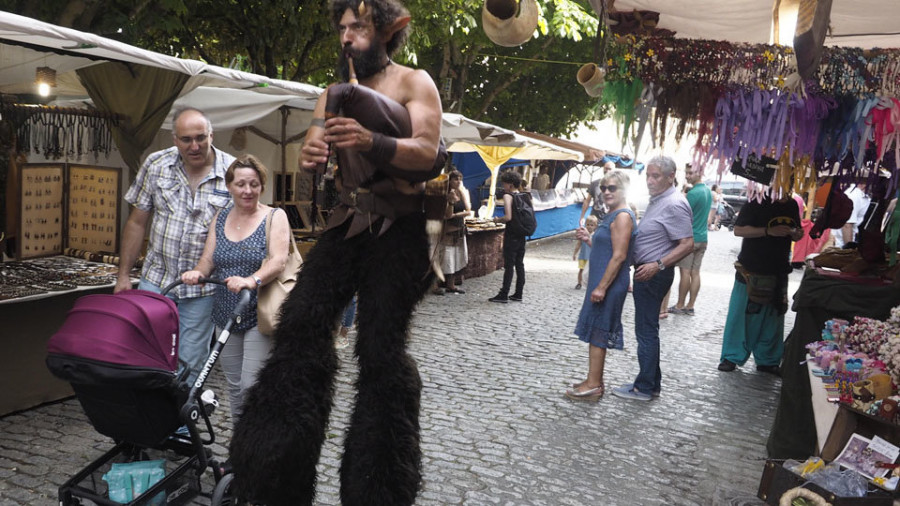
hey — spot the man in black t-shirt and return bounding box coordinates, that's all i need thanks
[718,194,803,375]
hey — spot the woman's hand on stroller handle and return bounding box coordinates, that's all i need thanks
[163,277,253,317]
[224,275,257,294]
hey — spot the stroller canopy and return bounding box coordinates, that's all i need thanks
[48,290,180,372]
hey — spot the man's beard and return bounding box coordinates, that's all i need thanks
[338,44,390,82]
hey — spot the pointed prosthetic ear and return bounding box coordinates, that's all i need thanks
[386,16,411,37]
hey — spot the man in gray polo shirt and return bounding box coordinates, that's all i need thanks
[612,155,693,401]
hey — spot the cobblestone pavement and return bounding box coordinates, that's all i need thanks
[0,229,804,505]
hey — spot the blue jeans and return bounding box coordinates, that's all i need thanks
[138,279,215,385]
[631,268,675,395]
[341,296,357,328]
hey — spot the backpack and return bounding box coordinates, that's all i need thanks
[506,192,537,237]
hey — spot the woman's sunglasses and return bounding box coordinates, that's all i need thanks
[599,185,618,192]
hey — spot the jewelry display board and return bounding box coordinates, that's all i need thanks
[18,164,64,259]
[67,165,120,253]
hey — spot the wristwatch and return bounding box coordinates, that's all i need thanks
[657,259,666,271]
[252,275,262,287]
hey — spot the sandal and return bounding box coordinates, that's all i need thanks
[564,385,604,402]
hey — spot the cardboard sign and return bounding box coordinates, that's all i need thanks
[731,154,777,185]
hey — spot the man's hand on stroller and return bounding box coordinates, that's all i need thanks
[225,276,257,294]
[181,270,206,285]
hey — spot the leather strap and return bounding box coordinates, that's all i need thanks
[263,208,298,261]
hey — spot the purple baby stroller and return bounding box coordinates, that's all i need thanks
[47,279,247,506]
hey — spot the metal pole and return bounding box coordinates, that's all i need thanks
[280,107,289,206]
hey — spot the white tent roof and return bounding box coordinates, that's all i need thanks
[609,1,900,49]
[160,87,318,143]
[442,113,584,162]
[0,10,323,100]
[1,11,578,166]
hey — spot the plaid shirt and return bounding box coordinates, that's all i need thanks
[125,146,235,298]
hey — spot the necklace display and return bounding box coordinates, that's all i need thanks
[0,256,124,301]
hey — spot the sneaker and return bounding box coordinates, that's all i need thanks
[718,359,737,372]
[335,335,350,350]
[756,364,781,376]
[509,294,523,302]
[611,384,652,401]
[488,294,508,303]
[622,383,660,398]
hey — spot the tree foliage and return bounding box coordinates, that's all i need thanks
[0,0,608,135]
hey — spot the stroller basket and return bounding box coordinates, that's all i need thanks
[58,441,201,506]
[47,290,184,447]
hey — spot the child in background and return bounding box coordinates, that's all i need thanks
[573,215,599,289]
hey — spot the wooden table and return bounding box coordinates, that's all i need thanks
[460,227,505,279]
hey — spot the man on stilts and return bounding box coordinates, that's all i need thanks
[228,0,447,504]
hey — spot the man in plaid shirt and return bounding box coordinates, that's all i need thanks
[115,107,235,383]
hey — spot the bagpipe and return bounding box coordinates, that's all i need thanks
[315,56,449,240]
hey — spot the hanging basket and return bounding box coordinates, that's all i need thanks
[577,63,606,97]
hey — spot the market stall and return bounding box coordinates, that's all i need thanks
[768,267,900,460]
[0,12,323,415]
[569,1,900,499]
[441,114,585,277]
[0,256,140,415]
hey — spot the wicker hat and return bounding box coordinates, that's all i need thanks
[482,0,539,47]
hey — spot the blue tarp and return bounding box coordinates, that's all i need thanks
[492,203,581,240]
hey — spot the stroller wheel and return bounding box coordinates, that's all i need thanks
[211,473,244,506]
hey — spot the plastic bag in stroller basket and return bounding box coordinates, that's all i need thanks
[103,460,166,505]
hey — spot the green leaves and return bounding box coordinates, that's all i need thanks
[7,0,608,134]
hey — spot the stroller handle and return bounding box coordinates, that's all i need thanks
[161,278,253,318]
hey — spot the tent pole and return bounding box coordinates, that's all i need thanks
[280,106,289,206]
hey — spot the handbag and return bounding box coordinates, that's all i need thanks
[257,208,303,335]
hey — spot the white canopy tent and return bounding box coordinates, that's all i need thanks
[442,112,583,215]
[603,1,900,49]
[0,10,583,215]
[0,10,323,174]
[0,10,322,98]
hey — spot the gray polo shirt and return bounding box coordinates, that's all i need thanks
[633,186,693,264]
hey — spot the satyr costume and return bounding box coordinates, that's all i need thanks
[229,66,447,506]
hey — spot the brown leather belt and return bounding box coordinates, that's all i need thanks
[339,186,423,219]
[329,181,424,238]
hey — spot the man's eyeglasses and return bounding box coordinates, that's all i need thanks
[599,185,618,193]
[175,134,209,145]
